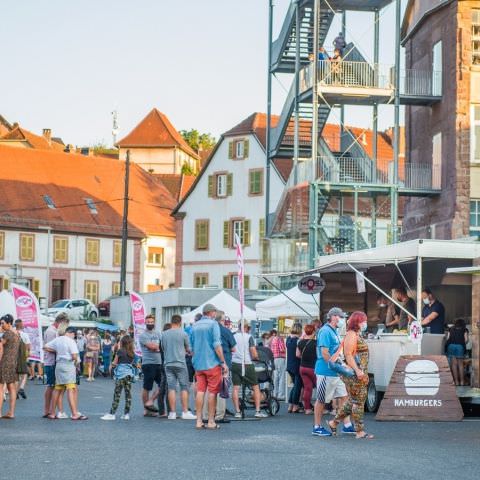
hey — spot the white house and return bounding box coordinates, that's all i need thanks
[172,113,286,290]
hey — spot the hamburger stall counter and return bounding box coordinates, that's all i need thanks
[364,333,445,412]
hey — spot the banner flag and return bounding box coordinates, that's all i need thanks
[129,291,146,357]
[11,283,43,362]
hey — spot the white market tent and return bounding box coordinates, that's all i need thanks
[255,286,319,319]
[181,290,257,324]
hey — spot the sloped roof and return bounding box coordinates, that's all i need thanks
[117,108,200,160]
[0,115,13,132]
[0,145,176,238]
[0,125,65,151]
[152,174,196,203]
[224,112,280,149]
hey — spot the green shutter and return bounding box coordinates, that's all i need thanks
[226,173,233,196]
[208,175,214,197]
[259,218,265,241]
[223,276,229,289]
[244,139,249,158]
[248,171,254,195]
[243,220,251,246]
[244,276,250,290]
[228,141,234,159]
[195,223,200,249]
[223,221,230,248]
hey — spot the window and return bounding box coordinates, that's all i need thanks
[84,280,99,304]
[85,238,100,265]
[85,198,98,215]
[223,274,250,289]
[147,284,163,292]
[472,105,480,163]
[208,173,232,198]
[31,279,40,299]
[249,169,264,196]
[148,247,165,266]
[228,139,249,160]
[20,234,35,261]
[223,219,251,248]
[0,231,4,259]
[112,282,121,296]
[53,236,68,263]
[195,220,209,250]
[259,218,266,242]
[473,10,480,65]
[113,240,122,267]
[470,200,480,231]
[43,195,56,209]
[432,133,442,189]
[194,273,209,288]
[1,277,9,291]
[432,41,442,96]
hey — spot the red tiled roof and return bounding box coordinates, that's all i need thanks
[272,158,293,182]
[0,145,176,238]
[0,125,65,151]
[152,174,196,203]
[117,108,200,160]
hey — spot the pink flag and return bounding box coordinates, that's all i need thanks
[11,283,43,362]
[129,291,146,357]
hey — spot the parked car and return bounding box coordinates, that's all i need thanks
[97,295,119,317]
[47,299,99,320]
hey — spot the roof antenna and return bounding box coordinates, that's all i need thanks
[111,110,119,147]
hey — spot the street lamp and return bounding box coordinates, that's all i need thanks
[38,226,51,312]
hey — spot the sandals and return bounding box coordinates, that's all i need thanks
[328,420,338,436]
[1,415,14,419]
[356,432,374,439]
[71,414,88,421]
[205,424,220,430]
[145,404,159,413]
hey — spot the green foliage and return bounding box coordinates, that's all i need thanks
[181,163,195,175]
[180,129,216,153]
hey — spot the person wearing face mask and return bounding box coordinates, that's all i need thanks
[312,307,354,437]
[328,311,373,439]
[421,288,446,334]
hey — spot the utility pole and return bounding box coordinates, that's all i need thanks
[265,0,274,235]
[120,150,130,296]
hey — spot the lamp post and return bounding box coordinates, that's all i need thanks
[38,226,51,312]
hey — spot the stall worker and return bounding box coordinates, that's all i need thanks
[421,288,446,334]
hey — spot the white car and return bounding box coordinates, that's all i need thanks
[47,299,99,321]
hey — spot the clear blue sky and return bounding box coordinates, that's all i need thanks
[2,0,401,147]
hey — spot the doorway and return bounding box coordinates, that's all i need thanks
[51,279,66,304]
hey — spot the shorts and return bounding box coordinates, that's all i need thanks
[447,344,465,359]
[142,363,163,391]
[165,364,189,391]
[55,383,76,391]
[195,365,222,394]
[84,352,98,364]
[316,375,347,404]
[44,365,56,387]
[231,363,258,387]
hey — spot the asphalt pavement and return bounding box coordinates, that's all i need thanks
[1,377,479,480]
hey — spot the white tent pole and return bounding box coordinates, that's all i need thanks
[347,263,418,321]
[416,256,423,354]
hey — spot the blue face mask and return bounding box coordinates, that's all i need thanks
[360,323,368,333]
[337,318,346,330]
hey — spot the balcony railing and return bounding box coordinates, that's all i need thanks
[398,68,442,97]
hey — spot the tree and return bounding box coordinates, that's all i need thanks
[180,129,216,153]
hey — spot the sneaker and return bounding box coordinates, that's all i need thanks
[57,412,69,419]
[342,424,356,435]
[234,411,242,419]
[312,426,332,437]
[101,413,116,421]
[254,411,269,418]
[167,412,177,420]
[120,414,130,421]
[181,411,197,420]
[19,389,26,399]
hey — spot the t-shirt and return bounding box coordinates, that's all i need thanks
[190,317,222,371]
[43,325,58,366]
[314,324,340,377]
[116,348,134,365]
[220,324,236,368]
[286,336,300,373]
[76,337,86,352]
[422,300,446,334]
[232,332,255,365]
[46,336,79,363]
[161,328,190,366]
[139,330,162,365]
[297,338,317,369]
[19,331,31,345]
[399,298,416,329]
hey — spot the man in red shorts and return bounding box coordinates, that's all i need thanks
[190,304,228,430]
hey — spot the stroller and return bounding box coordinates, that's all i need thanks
[239,346,280,416]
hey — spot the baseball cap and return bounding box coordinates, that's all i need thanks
[202,303,217,314]
[65,326,77,334]
[327,307,346,320]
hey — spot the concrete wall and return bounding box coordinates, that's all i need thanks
[119,147,197,174]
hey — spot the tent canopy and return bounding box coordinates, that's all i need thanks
[181,290,257,324]
[255,286,319,319]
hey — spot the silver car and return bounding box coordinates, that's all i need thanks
[47,299,99,320]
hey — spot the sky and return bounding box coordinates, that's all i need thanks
[2,0,401,147]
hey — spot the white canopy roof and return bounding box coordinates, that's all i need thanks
[255,286,319,319]
[181,290,257,324]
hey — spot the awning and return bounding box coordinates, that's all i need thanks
[446,266,480,275]
[96,322,119,332]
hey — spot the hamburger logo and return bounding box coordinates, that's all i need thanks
[404,360,440,396]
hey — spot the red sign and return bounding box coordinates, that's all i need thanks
[129,291,146,357]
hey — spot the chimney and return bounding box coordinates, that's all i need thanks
[43,128,52,144]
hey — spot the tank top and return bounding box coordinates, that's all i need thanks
[355,335,369,374]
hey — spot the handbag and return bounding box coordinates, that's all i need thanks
[219,376,231,399]
[85,351,94,359]
[327,338,358,378]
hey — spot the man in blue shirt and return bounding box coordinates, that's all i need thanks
[421,288,446,334]
[190,304,228,429]
[312,307,354,437]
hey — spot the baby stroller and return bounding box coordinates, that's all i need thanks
[239,346,280,416]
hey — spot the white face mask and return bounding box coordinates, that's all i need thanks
[379,303,387,308]
[423,298,430,305]
[336,318,346,330]
[360,323,368,333]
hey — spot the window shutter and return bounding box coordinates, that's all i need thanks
[208,175,214,197]
[243,139,249,158]
[223,276,230,289]
[226,173,233,196]
[243,220,251,246]
[223,221,230,248]
[3,278,9,290]
[259,218,265,240]
[195,223,200,249]
[244,275,250,290]
[248,171,254,195]
[228,141,234,159]
[32,279,40,298]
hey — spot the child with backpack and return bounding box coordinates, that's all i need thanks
[101,335,135,421]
